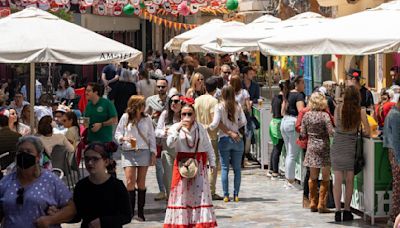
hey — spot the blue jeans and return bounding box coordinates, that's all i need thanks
[155,158,165,193]
[219,136,244,197]
[280,116,300,180]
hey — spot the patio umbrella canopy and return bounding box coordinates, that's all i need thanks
[0,7,143,128]
[216,12,328,52]
[215,14,281,51]
[164,19,224,52]
[0,7,142,65]
[180,21,245,53]
[258,0,400,56]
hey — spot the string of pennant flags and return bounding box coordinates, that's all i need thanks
[142,11,197,30]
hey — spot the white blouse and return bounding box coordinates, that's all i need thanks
[115,113,157,153]
[209,103,247,139]
[167,122,216,167]
[155,110,180,139]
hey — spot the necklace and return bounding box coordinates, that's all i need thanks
[183,124,197,149]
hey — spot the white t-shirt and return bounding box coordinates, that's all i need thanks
[235,89,250,108]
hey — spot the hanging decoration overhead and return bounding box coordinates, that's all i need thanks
[142,11,197,31]
[5,0,235,16]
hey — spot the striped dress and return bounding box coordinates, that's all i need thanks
[330,104,358,171]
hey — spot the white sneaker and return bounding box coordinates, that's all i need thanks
[266,171,273,177]
[284,182,296,190]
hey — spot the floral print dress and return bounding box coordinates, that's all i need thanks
[300,111,334,168]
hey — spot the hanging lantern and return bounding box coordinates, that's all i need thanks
[152,0,161,4]
[146,3,157,13]
[335,54,342,59]
[79,2,87,12]
[97,3,107,14]
[325,60,335,69]
[134,4,141,14]
[113,4,122,15]
[189,3,198,13]
[177,1,189,16]
[171,0,182,4]
[38,0,50,10]
[123,3,135,14]
[163,1,171,11]
[226,0,238,10]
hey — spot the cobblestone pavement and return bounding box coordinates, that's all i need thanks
[63,152,382,228]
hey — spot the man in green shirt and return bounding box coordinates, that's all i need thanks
[84,82,118,143]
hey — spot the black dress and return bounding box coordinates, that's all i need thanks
[73,176,132,228]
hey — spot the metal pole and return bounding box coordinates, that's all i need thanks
[267,55,272,100]
[29,63,35,130]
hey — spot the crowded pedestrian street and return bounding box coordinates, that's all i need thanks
[1,0,400,227]
[64,155,374,228]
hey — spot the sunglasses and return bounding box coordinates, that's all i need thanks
[198,78,204,81]
[181,112,193,117]
[157,86,166,89]
[223,71,231,74]
[16,187,24,205]
[171,99,181,104]
[84,156,102,163]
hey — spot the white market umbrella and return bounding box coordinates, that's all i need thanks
[164,19,224,52]
[258,1,400,56]
[0,7,143,127]
[200,42,247,54]
[217,12,328,52]
[216,14,281,51]
[180,21,245,53]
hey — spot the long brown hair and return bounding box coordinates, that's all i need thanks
[221,86,237,122]
[341,86,361,131]
[126,95,146,126]
[229,75,242,94]
[171,73,182,93]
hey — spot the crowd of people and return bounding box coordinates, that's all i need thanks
[0,50,398,228]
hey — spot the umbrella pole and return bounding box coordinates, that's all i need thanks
[30,63,35,130]
[267,55,272,100]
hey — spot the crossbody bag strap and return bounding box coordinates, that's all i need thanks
[135,121,150,149]
[194,124,200,156]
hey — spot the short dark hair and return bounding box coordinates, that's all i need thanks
[87,82,103,97]
[390,66,399,73]
[242,66,255,75]
[156,78,168,84]
[0,115,8,127]
[205,77,218,93]
[37,115,53,136]
[207,61,215,69]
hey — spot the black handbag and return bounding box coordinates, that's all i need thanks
[354,126,365,175]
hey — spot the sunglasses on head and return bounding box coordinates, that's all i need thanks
[181,112,193,117]
[16,187,24,205]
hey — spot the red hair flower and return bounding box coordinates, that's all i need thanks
[352,72,359,77]
[180,96,195,105]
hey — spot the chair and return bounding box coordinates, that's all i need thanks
[51,145,80,190]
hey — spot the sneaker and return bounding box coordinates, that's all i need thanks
[271,174,285,181]
[212,194,224,200]
[154,192,166,201]
[234,196,239,202]
[284,182,296,190]
[223,196,230,203]
[266,171,273,177]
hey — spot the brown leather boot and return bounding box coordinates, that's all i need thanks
[303,196,310,209]
[318,180,332,213]
[309,179,318,212]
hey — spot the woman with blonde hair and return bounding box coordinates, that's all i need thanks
[115,95,156,221]
[186,72,205,99]
[331,85,370,222]
[300,92,334,213]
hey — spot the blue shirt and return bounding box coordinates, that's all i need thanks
[242,80,260,104]
[383,105,400,164]
[0,170,72,228]
[102,64,117,81]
